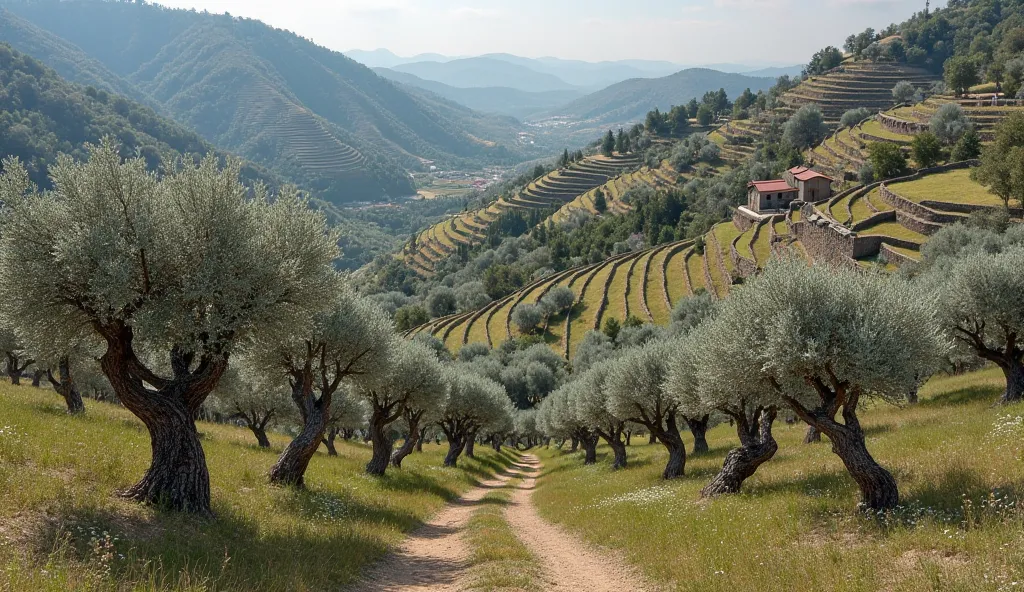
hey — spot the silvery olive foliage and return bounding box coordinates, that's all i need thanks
[604,339,690,424]
[0,141,341,363]
[712,259,945,410]
[351,339,449,420]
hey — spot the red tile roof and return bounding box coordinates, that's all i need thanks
[749,180,796,193]
[789,166,832,182]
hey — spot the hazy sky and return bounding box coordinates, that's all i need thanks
[154,0,942,65]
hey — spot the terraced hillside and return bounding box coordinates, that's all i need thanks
[709,61,939,168]
[411,161,1016,359]
[548,160,681,223]
[789,163,1020,269]
[404,154,641,276]
[807,95,1024,180]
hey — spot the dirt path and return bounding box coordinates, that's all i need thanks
[349,454,655,591]
[505,454,656,592]
[347,467,515,592]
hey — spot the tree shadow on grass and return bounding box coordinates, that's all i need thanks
[902,465,994,517]
[20,501,391,591]
[921,385,1001,408]
[371,470,462,503]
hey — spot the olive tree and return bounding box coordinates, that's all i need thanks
[0,143,339,514]
[438,371,510,467]
[263,289,393,486]
[573,363,629,468]
[352,339,448,474]
[783,105,828,150]
[540,286,575,317]
[891,80,918,104]
[669,314,779,497]
[512,303,544,335]
[932,248,1024,404]
[0,326,34,385]
[930,103,972,146]
[323,390,369,455]
[605,339,694,478]
[716,260,943,510]
[538,384,598,464]
[208,363,291,448]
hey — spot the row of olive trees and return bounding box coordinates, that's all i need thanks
[0,141,516,515]
[540,260,946,511]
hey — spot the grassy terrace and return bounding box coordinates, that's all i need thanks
[751,224,773,265]
[712,222,742,276]
[685,251,707,296]
[865,187,894,212]
[487,298,515,347]
[858,220,927,243]
[645,249,671,325]
[0,385,518,590]
[828,195,852,224]
[859,119,914,143]
[889,169,1004,208]
[849,193,875,224]
[663,248,688,307]
[886,244,923,262]
[602,261,631,327]
[466,312,490,349]
[534,368,1022,592]
[628,252,655,322]
[568,264,613,358]
[704,245,730,300]
[773,217,789,237]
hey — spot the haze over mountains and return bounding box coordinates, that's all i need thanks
[349,48,800,121]
[0,1,539,204]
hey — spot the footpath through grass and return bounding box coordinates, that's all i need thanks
[533,368,1024,592]
[464,478,541,592]
[0,384,518,591]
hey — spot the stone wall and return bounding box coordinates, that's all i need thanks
[879,185,962,225]
[732,208,759,232]
[878,112,927,136]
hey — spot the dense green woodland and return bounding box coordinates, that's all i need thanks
[0,0,534,203]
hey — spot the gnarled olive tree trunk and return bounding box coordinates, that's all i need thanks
[702,408,778,497]
[269,398,330,486]
[658,412,686,479]
[47,358,84,415]
[444,435,466,467]
[465,430,478,459]
[391,411,423,468]
[5,352,33,386]
[685,414,710,454]
[596,422,628,469]
[581,431,599,465]
[100,336,226,515]
[366,416,395,475]
[998,359,1024,405]
[251,424,271,448]
[270,378,332,487]
[415,426,427,452]
[804,425,821,443]
[31,369,43,388]
[787,387,898,511]
[322,427,339,456]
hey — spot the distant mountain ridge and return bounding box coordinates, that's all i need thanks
[374,68,584,119]
[0,1,533,204]
[392,57,581,93]
[548,68,775,125]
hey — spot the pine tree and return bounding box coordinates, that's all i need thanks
[593,188,608,213]
[560,148,570,168]
[615,128,626,153]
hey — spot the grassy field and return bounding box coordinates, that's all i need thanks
[0,385,517,591]
[859,220,928,243]
[534,367,1024,592]
[891,170,1004,208]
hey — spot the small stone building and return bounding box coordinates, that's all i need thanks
[747,180,798,212]
[784,166,834,202]
[746,167,833,213]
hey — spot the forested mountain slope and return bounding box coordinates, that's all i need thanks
[548,68,774,125]
[0,0,532,204]
[0,43,266,190]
